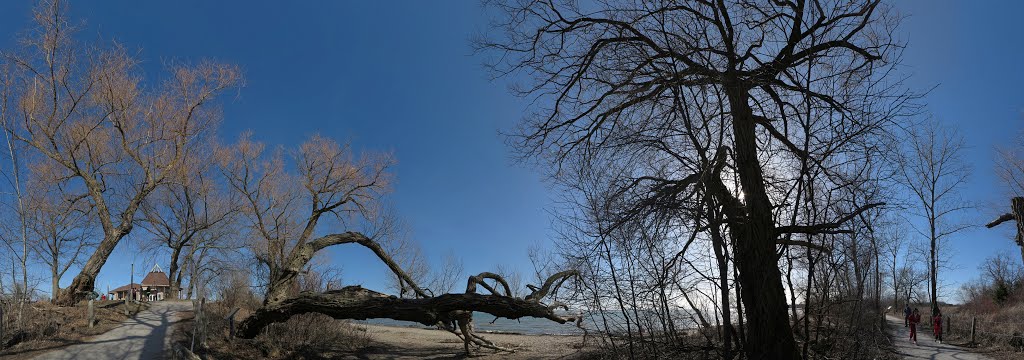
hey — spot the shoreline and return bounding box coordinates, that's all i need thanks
[352,323,595,359]
[360,322,585,337]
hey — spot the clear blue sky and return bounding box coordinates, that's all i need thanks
[897,0,1024,300]
[0,1,1021,302]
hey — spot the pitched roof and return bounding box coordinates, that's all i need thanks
[141,270,170,286]
[111,283,141,293]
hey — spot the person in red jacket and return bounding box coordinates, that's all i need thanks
[908,308,921,345]
[933,309,943,343]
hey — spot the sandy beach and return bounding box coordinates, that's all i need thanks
[349,324,595,359]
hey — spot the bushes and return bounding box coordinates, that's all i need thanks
[184,301,372,359]
[945,301,1024,353]
[257,313,372,354]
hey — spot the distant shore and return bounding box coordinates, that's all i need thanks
[350,323,594,359]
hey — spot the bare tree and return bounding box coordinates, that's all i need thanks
[0,0,241,304]
[375,211,430,298]
[979,252,1023,290]
[218,132,394,305]
[494,263,523,298]
[900,120,970,314]
[24,166,96,301]
[219,133,584,355]
[139,152,238,298]
[987,133,1024,264]
[430,250,466,295]
[0,47,32,326]
[483,1,914,357]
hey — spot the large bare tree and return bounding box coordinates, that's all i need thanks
[900,120,970,315]
[219,134,585,355]
[483,1,913,358]
[218,133,395,305]
[1,0,241,304]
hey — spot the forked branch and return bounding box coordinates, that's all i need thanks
[775,202,885,236]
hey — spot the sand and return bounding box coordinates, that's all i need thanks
[349,324,595,359]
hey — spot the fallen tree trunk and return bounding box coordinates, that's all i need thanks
[236,227,582,354]
[237,285,576,339]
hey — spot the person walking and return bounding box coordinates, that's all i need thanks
[903,304,912,327]
[933,309,943,343]
[908,308,921,345]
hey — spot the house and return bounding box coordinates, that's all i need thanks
[108,264,173,301]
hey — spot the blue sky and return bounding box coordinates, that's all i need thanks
[897,0,1024,299]
[0,1,1021,303]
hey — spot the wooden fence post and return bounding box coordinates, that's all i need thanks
[971,317,977,344]
[191,298,202,352]
[225,308,240,341]
[88,299,95,328]
[198,298,207,348]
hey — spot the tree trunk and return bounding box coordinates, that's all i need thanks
[237,286,576,339]
[710,214,733,360]
[51,262,59,304]
[725,86,800,359]
[55,230,126,305]
[168,245,183,298]
[1014,197,1024,263]
[930,216,938,315]
[984,197,1024,265]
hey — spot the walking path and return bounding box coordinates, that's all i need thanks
[885,315,994,360]
[31,300,191,360]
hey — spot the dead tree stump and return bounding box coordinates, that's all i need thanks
[985,197,1024,264]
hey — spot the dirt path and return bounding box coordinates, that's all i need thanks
[885,315,994,360]
[31,300,191,360]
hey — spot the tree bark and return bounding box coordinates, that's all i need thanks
[55,230,127,305]
[986,197,1024,265]
[237,286,575,338]
[709,206,733,360]
[724,85,801,359]
[263,232,428,305]
[51,261,59,304]
[168,245,183,298]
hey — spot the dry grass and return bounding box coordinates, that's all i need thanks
[942,302,1024,359]
[173,301,374,359]
[0,299,151,360]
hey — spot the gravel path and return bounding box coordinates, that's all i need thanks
[885,315,994,360]
[31,300,191,360]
